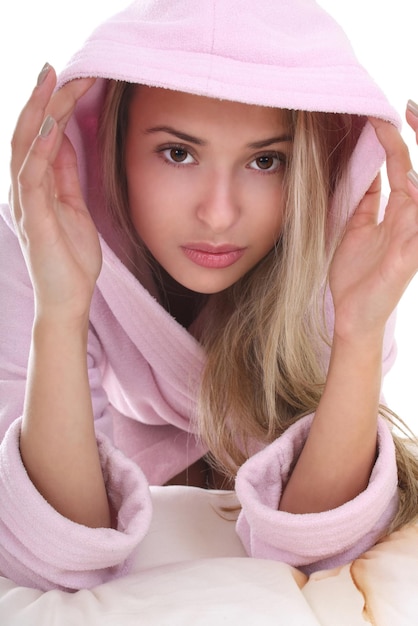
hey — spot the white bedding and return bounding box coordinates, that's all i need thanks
[1,486,417,625]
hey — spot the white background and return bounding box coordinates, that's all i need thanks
[0,1,417,431]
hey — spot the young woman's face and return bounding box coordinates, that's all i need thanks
[125,87,292,294]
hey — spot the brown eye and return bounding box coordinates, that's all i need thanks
[170,148,188,162]
[159,146,196,166]
[249,152,286,173]
[256,155,275,170]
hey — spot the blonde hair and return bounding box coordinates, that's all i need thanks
[99,79,418,532]
[198,110,360,467]
[98,81,135,242]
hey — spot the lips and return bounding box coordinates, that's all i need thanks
[181,243,246,269]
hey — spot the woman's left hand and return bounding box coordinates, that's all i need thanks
[329,108,418,342]
[280,107,418,515]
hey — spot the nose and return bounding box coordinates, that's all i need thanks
[196,171,240,233]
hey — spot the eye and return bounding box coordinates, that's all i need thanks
[248,152,286,173]
[159,145,196,165]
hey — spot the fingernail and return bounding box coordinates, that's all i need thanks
[407,99,418,118]
[39,115,55,138]
[37,63,51,87]
[407,169,418,189]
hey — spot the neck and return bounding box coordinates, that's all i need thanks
[152,263,208,329]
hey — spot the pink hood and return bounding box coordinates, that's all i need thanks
[58,0,400,234]
[61,0,397,116]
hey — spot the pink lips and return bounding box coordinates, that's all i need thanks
[181,243,246,268]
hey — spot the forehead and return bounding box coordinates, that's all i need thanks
[128,85,289,134]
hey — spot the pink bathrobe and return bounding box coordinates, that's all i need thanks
[0,0,400,591]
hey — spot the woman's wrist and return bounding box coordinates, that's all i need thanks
[33,305,91,340]
[332,309,386,351]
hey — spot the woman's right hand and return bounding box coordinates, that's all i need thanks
[10,64,101,324]
[11,68,112,529]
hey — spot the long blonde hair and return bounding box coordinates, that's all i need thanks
[99,80,418,532]
[197,111,357,465]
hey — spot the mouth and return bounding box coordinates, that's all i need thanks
[181,243,246,269]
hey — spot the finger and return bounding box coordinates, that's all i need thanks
[10,65,57,226]
[53,135,86,211]
[11,71,95,181]
[406,100,418,143]
[16,115,59,232]
[39,76,96,168]
[406,169,418,205]
[46,77,96,132]
[352,173,381,226]
[10,64,57,179]
[368,117,413,195]
[11,71,95,225]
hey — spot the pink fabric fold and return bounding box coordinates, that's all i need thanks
[0,420,152,590]
[235,415,399,574]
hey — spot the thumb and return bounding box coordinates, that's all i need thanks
[351,173,382,227]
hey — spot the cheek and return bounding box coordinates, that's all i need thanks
[126,158,192,216]
[126,164,163,223]
[242,168,285,205]
[250,183,285,240]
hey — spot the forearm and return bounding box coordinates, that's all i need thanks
[279,330,383,514]
[20,316,111,528]
[279,113,418,515]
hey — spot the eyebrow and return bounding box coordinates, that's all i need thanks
[248,135,293,149]
[144,125,293,148]
[144,126,208,145]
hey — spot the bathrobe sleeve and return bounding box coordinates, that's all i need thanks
[235,313,400,574]
[0,208,152,591]
[235,415,398,573]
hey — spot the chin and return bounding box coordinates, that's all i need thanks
[177,276,237,295]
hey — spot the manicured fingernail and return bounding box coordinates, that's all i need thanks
[407,99,418,117]
[39,115,55,138]
[37,63,51,87]
[407,169,418,189]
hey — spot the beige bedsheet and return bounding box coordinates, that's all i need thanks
[1,486,417,625]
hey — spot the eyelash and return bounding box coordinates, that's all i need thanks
[248,152,288,174]
[155,143,288,173]
[156,144,197,168]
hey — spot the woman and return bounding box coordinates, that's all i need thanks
[1,0,418,591]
